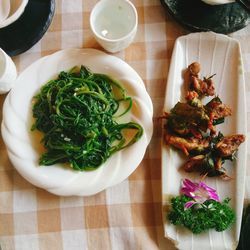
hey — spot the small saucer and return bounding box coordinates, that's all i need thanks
[0,0,55,56]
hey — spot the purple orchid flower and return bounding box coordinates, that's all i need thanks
[181,179,220,209]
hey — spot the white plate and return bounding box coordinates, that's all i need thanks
[1,48,153,196]
[162,32,247,249]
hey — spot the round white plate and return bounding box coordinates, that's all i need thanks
[1,48,153,196]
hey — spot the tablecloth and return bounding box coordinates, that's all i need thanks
[0,0,250,249]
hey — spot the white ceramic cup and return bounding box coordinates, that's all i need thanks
[201,0,234,5]
[0,0,11,24]
[0,0,29,29]
[90,0,138,53]
[0,48,17,94]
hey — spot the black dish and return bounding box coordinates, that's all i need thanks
[160,0,250,34]
[0,0,55,56]
[237,204,250,250]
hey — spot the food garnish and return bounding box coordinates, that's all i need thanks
[32,66,143,171]
[163,62,245,178]
[168,179,235,234]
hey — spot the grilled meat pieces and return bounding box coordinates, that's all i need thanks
[187,62,216,98]
[216,134,245,157]
[165,133,210,156]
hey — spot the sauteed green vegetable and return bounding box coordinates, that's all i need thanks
[32,66,143,171]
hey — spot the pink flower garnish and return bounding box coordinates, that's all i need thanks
[181,179,220,209]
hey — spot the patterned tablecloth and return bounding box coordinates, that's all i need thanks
[0,0,250,249]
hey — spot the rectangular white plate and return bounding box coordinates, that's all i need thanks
[162,32,247,250]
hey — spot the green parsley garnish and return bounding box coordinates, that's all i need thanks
[168,195,235,234]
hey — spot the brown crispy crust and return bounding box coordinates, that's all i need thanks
[165,133,210,156]
[216,134,245,157]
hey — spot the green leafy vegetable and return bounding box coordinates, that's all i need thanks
[168,195,235,234]
[32,66,143,171]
